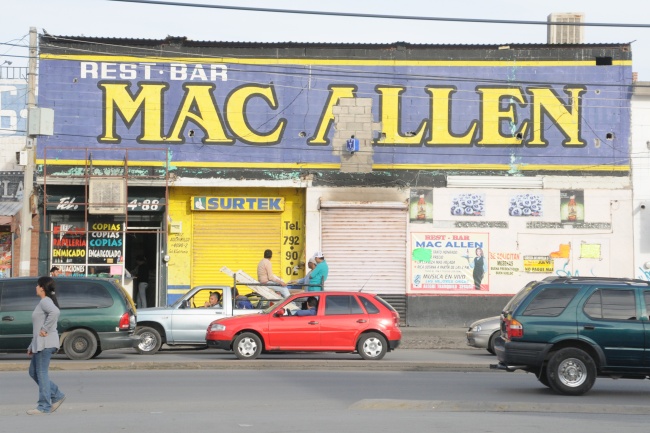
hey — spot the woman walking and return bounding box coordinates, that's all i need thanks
[27,276,65,415]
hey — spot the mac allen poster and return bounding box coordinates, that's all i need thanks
[411,232,489,292]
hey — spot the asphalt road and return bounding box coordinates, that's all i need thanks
[3,369,650,433]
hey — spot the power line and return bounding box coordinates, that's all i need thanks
[108,0,650,29]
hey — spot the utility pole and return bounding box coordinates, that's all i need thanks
[19,27,37,276]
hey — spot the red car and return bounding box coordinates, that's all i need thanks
[206,291,401,360]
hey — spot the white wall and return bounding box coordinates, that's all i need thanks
[632,82,650,280]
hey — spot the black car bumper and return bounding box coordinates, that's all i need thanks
[99,332,140,350]
[494,336,551,370]
[207,339,231,351]
[389,339,400,350]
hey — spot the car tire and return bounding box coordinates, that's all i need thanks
[357,332,387,360]
[62,329,98,360]
[547,347,596,395]
[234,332,262,360]
[91,347,103,359]
[487,332,499,355]
[135,326,162,355]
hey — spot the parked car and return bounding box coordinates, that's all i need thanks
[0,277,138,360]
[206,291,402,360]
[134,285,267,354]
[493,276,650,395]
[466,316,501,354]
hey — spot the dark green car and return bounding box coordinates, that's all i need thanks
[494,276,650,395]
[0,277,138,360]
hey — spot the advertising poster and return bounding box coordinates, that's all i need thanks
[523,256,554,273]
[509,193,543,217]
[0,232,12,278]
[409,189,433,223]
[52,224,87,264]
[488,252,523,276]
[411,232,489,292]
[88,222,124,265]
[450,193,485,217]
[560,190,584,223]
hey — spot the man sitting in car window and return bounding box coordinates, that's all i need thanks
[204,292,222,308]
[289,296,318,316]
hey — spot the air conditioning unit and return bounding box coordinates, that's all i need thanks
[16,151,28,166]
[88,178,127,214]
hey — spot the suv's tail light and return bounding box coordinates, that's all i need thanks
[118,312,133,330]
[506,318,523,339]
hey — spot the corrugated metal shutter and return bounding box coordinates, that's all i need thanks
[320,202,407,294]
[192,212,282,287]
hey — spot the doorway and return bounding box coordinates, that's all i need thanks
[126,224,162,307]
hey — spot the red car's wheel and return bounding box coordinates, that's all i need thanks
[234,332,262,360]
[357,332,387,360]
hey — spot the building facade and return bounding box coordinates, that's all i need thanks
[0,66,35,277]
[36,36,634,325]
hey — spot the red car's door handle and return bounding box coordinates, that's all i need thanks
[308,321,319,325]
[357,319,367,323]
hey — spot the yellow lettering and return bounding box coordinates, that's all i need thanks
[226,85,285,144]
[477,87,528,146]
[308,85,357,145]
[167,84,234,144]
[376,86,426,145]
[425,87,477,145]
[527,87,586,146]
[99,82,168,143]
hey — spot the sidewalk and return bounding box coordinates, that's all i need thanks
[399,327,468,350]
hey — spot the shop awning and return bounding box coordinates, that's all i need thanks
[0,201,22,225]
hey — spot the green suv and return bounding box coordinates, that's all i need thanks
[494,276,650,395]
[0,277,138,360]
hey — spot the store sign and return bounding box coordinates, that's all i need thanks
[0,171,24,201]
[37,55,632,170]
[191,196,285,212]
[47,195,165,211]
[88,222,124,264]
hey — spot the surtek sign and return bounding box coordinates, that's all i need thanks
[192,196,285,212]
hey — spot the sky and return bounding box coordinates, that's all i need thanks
[1,0,650,80]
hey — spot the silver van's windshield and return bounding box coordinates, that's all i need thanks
[503,280,539,313]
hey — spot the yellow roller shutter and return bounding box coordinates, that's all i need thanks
[192,212,282,287]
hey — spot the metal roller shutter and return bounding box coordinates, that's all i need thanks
[320,201,407,294]
[192,212,282,287]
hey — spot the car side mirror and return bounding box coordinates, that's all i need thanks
[274,308,285,317]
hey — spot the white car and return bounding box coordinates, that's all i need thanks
[134,285,268,354]
[466,316,501,354]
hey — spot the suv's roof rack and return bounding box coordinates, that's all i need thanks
[545,276,650,286]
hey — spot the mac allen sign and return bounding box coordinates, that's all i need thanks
[97,82,585,148]
[36,55,632,170]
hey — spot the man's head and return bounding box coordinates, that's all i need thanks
[208,292,221,306]
[307,296,317,308]
[307,258,316,270]
[50,266,61,277]
[313,252,325,263]
[264,249,273,259]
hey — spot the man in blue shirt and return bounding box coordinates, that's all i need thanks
[307,252,328,291]
[291,296,318,316]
